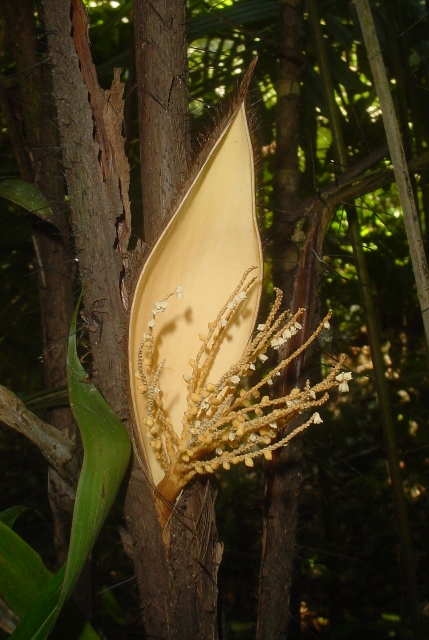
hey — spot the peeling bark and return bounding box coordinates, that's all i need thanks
[43,0,220,635]
[43,0,128,415]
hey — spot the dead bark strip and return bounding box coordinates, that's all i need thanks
[44,0,128,415]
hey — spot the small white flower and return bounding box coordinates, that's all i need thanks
[148,318,155,329]
[175,284,184,299]
[236,291,247,301]
[257,323,266,331]
[335,372,352,382]
[309,389,316,399]
[258,353,268,362]
[269,422,277,429]
[228,432,235,441]
[249,433,258,442]
[336,372,352,392]
[221,318,227,327]
[271,337,285,349]
[324,320,330,330]
[216,447,223,455]
[313,412,323,424]
[249,363,256,370]
[153,299,169,315]
[294,321,302,330]
[230,375,240,384]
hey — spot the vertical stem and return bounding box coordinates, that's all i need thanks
[271,0,304,305]
[133,0,190,243]
[257,2,304,638]
[309,1,426,636]
[355,0,429,354]
[126,2,220,638]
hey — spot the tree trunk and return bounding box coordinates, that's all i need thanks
[257,2,306,638]
[133,0,191,242]
[43,0,131,415]
[123,2,221,638]
[42,0,219,636]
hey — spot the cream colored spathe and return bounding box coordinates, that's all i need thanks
[128,102,350,507]
[129,103,262,490]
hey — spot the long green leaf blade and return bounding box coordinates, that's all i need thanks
[0,178,53,220]
[0,523,100,640]
[61,291,131,607]
[10,292,131,639]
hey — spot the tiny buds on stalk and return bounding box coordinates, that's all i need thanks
[132,266,350,504]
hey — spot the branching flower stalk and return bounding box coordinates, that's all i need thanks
[133,266,351,504]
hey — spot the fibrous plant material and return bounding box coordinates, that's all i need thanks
[128,101,350,510]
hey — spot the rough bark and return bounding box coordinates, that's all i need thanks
[42,0,221,635]
[271,0,304,306]
[124,2,221,637]
[257,202,328,640]
[43,0,148,617]
[43,0,129,414]
[133,0,190,243]
[257,2,306,638]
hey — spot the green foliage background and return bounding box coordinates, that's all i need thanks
[1,0,429,638]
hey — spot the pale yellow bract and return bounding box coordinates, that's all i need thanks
[128,102,350,508]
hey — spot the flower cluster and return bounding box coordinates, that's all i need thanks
[134,267,351,498]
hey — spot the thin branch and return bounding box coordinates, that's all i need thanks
[292,149,429,224]
[0,384,76,483]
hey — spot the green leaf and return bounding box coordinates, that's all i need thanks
[0,521,52,615]
[22,386,70,413]
[0,178,53,221]
[0,505,30,528]
[188,0,277,41]
[60,290,131,608]
[0,523,100,640]
[10,291,131,639]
